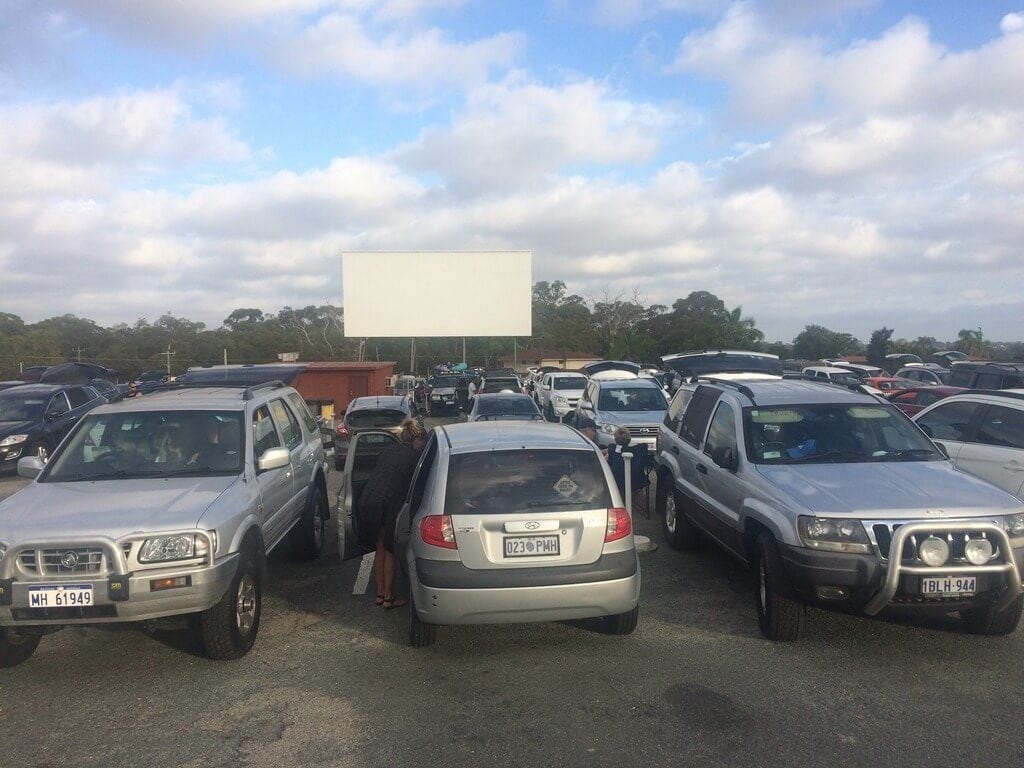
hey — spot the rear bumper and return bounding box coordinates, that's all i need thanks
[410,556,640,625]
[0,554,238,626]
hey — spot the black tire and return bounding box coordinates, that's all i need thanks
[196,551,262,660]
[545,403,555,422]
[409,595,437,647]
[602,604,639,635]
[0,628,41,668]
[656,476,700,550]
[26,441,49,462]
[754,533,804,641]
[290,487,326,560]
[961,594,1024,636]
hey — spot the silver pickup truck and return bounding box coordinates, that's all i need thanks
[655,379,1024,640]
[0,382,328,667]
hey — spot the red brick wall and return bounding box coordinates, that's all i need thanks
[292,365,395,414]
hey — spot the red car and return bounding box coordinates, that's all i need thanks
[864,376,910,394]
[888,386,965,416]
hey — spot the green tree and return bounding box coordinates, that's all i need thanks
[866,327,894,367]
[956,328,990,359]
[792,325,862,360]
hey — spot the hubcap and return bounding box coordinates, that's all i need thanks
[758,558,768,610]
[664,492,677,533]
[235,575,257,636]
[313,503,324,548]
[35,445,48,461]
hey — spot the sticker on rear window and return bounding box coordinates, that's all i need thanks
[553,475,579,497]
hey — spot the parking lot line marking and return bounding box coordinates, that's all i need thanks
[352,553,374,595]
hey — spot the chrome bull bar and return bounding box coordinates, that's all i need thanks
[863,520,1023,616]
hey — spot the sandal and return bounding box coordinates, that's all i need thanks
[374,594,386,606]
[382,595,408,610]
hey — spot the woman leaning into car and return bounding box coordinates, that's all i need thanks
[357,419,427,609]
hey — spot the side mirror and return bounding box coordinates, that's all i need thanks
[712,446,739,472]
[934,442,949,459]
[18,456,45,479]
[257,446,291,472]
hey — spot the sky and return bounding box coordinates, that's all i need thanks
[1,0,1023,342]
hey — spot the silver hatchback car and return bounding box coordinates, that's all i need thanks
[395,422,640,646]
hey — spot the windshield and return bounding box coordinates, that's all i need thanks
[0,393,47,421]
[552,377,586,390]
[597,387,666,412]
[44,410,246,481]
[432,376,459,388]
[475,396,540,418]
[666,354,783,377]
[445,449,611,515]
[744,404,941,464]
[347,409,406,428]
[482,378,520,392]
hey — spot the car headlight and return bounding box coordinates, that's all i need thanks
[0,435,28,447]
[553,395,566,403]
[599,423,616,434]
[1002,512,1024,544]
[139,535,197,563]
[797,516,871,554]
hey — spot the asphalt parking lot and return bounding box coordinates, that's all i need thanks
[2,418,1023,768]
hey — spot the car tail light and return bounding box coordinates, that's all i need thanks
[605,507,632,542]
[335,423,349,439]
[420,514,457,549]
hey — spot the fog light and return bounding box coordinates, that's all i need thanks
[816,586,849,601]
[964,538,994,566]
[918,536,950,567]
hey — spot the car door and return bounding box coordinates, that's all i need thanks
[394,435,439,578]
[576,382,598,425]
[268,398,309,521]
[954,404,1024,498]
[690,400,745,556]
[43,391,76,447]
[340,430,400,558]
[914,399,986,461]
[674,386,721,500]
[251,404,294,547]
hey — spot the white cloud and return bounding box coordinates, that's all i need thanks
[1002,11,1024,34]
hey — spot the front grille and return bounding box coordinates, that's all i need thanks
[873,524,1000,564]
[625,426,658,438]
[19,547,105,575]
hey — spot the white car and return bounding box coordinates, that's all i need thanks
[535,372,588,421]
[914,390,1024,500]
[802,366,862,386]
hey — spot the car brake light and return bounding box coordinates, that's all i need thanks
[420,515,458,549]
[605,507,632,542]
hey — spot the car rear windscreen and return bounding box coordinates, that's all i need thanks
[666,354,783,377]
[347,409,406,428]
[476,396,539,417]
[445,449,612,515]
[482,378,519,392]
[553,377,586,390]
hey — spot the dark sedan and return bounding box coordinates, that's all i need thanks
[463,393,544,422]
[333,395,415,470]
[0,383,105,470]
[888,386,965,416]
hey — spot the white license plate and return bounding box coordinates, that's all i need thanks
[28,584,94,607]
[504,535,560,557]
[921,576,976,596]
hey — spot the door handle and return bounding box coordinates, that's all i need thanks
[671,446,680,455]
[696,463,708,475]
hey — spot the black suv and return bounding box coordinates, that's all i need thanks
[0,384,106,469]
[946,362,1024,391]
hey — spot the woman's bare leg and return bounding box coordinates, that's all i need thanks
[374,530,386,600]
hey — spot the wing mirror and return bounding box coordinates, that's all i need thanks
[934,442,949,459]
[712,446,739,472]
[257,446,291,472]
[18,456,45,479]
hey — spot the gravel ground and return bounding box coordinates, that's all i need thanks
[1,421,1023,768]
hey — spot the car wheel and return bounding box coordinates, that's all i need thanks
[0,628,41,668]
[545,403,555,422]
[601,604,639,635]
[290,488,327,560]
[196,550,263,660]
[754,533,804,642]
[656,475,700,550]
[960,594,1023,636]
[409,594,437,647]
[26,442,49,462]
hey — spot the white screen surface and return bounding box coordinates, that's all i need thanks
[342,251,532,337]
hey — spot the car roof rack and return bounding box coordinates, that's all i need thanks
[242,380,286,400]
[698,377,758,403]
[143,380,287,399]
[961,389,1024,401]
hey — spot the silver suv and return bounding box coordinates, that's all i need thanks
[656,379,1024,640]
[572,377,667,449]
[393,422,640,646]
[0,382,329,667]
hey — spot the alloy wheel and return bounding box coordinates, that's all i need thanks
[664,491,677,534]
[235,575,257,636]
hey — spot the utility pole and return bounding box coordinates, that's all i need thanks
[73,346,84,362]
[159,345,175,375]
[462,337,466,366]
[513,337,518,370]
[223,349,228,366]
[410,338,415,373]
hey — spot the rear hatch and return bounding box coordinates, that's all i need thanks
[347,408,406,434]
[445,448,613,569]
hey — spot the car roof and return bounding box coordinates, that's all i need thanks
[349,396,408,410]
[0,383,65,396]
[942,389,1024,404]
[92,386,281,412]
[476,392,532,399]
[802,366,854,374]
[594,377,661,389]
[440,421,592,454]
[706,379,880,406]
[662,349,778,362]
[549,371,586,378]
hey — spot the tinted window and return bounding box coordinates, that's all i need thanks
[347,409,406,428]
[948,369,975,388]
[444,449,611,515]
[680,386,720,447]
[253,405,281,456]
[475,396,540,418]
[916,401,983,442]
[287,392,319,434]
[916,391,941,406]
[67,387,91,408]
[432,376,459,388]
[481,378,520,393]
[47,392,71,415]
[704,402,738,457]
[664,388,693,432]
[975,405,1024,450]
[975,373,1004,390]
[270,399,301,449]
[666,354,783,377]
[597,386,665,412]
[408,436,438,513]
[553,377,586,390]
[0,392,48,421]
[352,433,397,484]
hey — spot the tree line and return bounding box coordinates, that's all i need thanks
[0,282,1018,379]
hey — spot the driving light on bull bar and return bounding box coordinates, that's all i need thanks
[918,536,950,567]
[797,516,871,553]
[964,537,994,566]
[139,535,196,563]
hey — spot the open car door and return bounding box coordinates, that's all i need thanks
[338,430,400,560]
